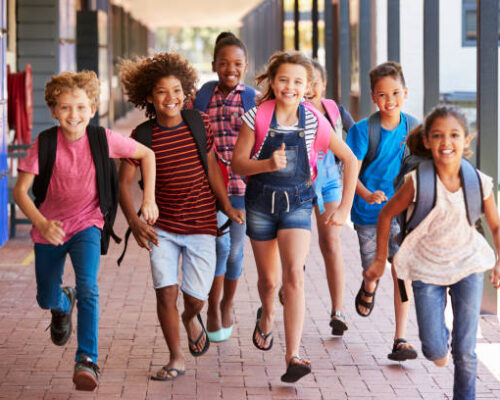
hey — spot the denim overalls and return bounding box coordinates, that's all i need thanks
[245,104,314,240]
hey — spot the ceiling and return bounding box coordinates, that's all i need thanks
[112,0,266,28]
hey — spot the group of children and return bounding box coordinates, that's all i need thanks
[12,31,500,399]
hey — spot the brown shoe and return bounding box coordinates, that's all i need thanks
[73,355,100,391]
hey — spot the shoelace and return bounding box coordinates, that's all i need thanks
[45,311,67,331]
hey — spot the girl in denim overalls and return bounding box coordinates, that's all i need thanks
[232,51,358,383]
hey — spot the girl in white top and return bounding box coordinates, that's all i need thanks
[363,105,500,400]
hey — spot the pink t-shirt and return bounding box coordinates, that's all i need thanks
[19,127,137,244]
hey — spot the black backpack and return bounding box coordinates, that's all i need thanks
[117,109,231,266]
[33,125,121,255]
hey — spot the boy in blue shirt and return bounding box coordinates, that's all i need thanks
[347,61,418,361]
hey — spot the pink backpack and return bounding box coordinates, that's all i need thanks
[252,99,332,181]
[321,99,341,136]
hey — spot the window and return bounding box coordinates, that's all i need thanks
[462,0,500,46]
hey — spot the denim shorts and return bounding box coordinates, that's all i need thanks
[353,219,400,270]
[245,201,312,241]
[150,227,216,300]
[312,179,342,206]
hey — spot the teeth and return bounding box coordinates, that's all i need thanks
[441,149,453,155]
[165,104,176,108]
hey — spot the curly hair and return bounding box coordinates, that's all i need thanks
[407,104,473,159]
[255,51,313,103]
[45,70,100,108]
[369,61,406,92]
[119,52,198,119]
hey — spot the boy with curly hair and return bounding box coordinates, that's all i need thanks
[119,52,244,381]
[13,70,157,390]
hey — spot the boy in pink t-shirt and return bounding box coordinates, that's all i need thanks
[14,71,158,391]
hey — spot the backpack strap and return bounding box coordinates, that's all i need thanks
[181,109,209,175]
[406,159,436,232]
[32,126,58,208]
[193,81,218,112]
[460,158,483,225]
[241,85,257,112]
[86,125,110,215]
[133,119,155,149]
[321,99,341,136]
[87,125,122,247]
[359,112,381,177]
[252,100,275,158]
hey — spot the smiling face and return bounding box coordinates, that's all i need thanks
[305,66,325,104]
[270,63,308,107]
[371,75,407,119]
[50,88,96,139]
[212,45,248,95]
[147,75,185,126]
[423,115,471,166]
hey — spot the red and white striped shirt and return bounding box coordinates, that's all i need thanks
[129,115,217,236]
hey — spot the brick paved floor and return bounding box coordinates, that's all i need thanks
[1,111,500,399]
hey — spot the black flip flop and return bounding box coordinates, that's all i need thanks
[280,356,311,383]
[188,313,210,357]
[252,307,273,351]
[150,366,186,381]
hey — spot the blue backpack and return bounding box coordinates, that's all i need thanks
[193,80,256,113]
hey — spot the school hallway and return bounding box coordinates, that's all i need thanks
[1,112,500,400]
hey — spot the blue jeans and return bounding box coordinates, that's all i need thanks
[412,272,483,400]
[34,226,101,363]
[215,196,246,279]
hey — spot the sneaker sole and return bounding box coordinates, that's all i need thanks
[73,370,98,391]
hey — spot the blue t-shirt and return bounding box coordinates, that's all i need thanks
[346,113,408,225]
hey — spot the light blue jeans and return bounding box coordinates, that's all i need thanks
[215,195,246,280]
[34,226,101,363]
[412,272,483,400]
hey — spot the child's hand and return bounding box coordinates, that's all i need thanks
[365,190,387,204]
[224,207,245,225]
[270,142,287,171]
[130,218,158,251]
[363,258,386,282]
[141,200,159,225]
[489,261,500,289]
[38,220,65,246]
[326,205,349,226]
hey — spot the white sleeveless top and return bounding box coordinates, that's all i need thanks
[393,168,495,285]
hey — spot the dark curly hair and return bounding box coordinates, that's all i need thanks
[256,51,313,103]
[119,52,198,119]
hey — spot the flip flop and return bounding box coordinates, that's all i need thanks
[150,366,186,381]
[329,311,348,336]
[355,279,379,317]
[187,313,210,357]
[280,356,311,383]
[252,307,273,351]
